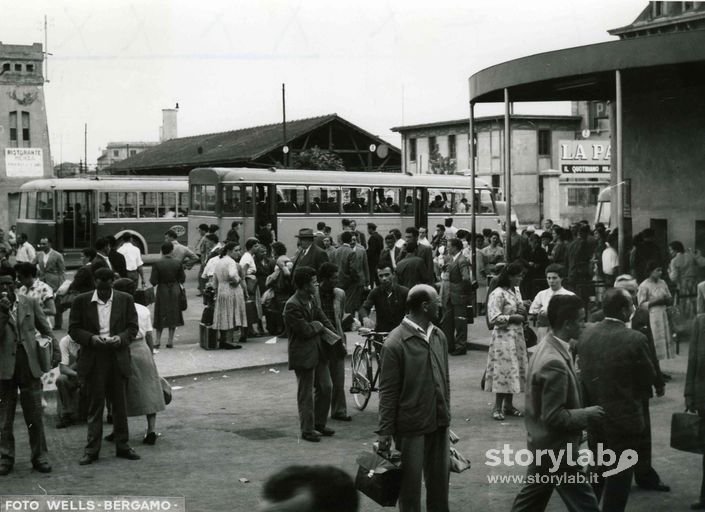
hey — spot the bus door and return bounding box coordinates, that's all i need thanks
[254,184,277,239]
[414,187,429,229]
[61,191,92,250]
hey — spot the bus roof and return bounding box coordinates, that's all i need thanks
[189,167,493,189]
[19,176,188,192]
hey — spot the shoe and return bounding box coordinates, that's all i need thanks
[638,481,670,492]
[32,460,52,473]
[692,502,705,510]
[0,458,13,476]
[143,432,157,445]
[662,373,673,382]
[492,409,505,421]
[166,344,174,349]
[153,344,161,350]
[314,425,335,437]
[301,431,321,443]
[104,432,115,442]
[79,453,98,465]
[116,448,140,460]
[450,348,467,356]
[56,417,73,429]
[220,343,242,350]
[331,414,352,422]
[503,406,524,417]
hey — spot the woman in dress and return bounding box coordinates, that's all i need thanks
[669,241,699,320]
[484,262,529,421]
[481,231,505,276]
[150,242,186,349]
[212,242,246,350]
[112,279,165,445]
[240,237,265,338]
[638,260,674,361]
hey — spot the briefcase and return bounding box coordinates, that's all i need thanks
[199,323,219,351]
[671,412,705,454]
[355,450,402,507]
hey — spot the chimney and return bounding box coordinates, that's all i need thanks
[160,105,178,142]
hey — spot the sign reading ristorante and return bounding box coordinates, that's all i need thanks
[559,140,610,174]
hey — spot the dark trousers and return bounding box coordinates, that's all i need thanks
[83,353,130,456]
[397,427,450,512]
[294,360,332,434]
[0,346,48,463]
[512,464,600,512]
[56,373,82,421]
[633,399,661,487]
[328,354,348,418]
[126,270,140,288]
[590,435,636,512]
[441,301,468,352]
[54,300,65,329]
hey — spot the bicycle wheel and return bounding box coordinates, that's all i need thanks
[351,346,372,410]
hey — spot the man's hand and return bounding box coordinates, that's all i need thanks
[686,396,696,413]
[656,386,665,397]
[377,435,392,453]
[584,405,605,420]
[311,320,324,333]
[90,335,105,347]
[0,294,11,312]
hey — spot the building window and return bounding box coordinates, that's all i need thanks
[409,138,417,161]
[26,63,34,72]
[567,187,600,207]
[448,134,456,159]
[428,136,437,153]
[130,149,137,156]
[14,63,22,72]
[652,2,663,16]
[9,111,17,146]
[2,63,9,72]
[538,130,551,156]
[683,1,695,10]
[113,150,120,157]
[21,112,30,145]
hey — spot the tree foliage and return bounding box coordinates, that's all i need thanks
[292,146,345,171]
[429,147,456,175]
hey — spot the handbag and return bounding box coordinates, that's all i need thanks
[355,450,402,507]
[671,411,704,454]
[450,446,472,473]
[36,334,54,373]
[178,285,188,311]
[523,324,538,349]
[160,377,173,406]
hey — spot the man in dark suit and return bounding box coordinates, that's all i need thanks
[576,288,658,511]
[284,266,337,443]
[377,234,398,272]
[349,220,367,250]
[395,241,432,288]
[69,267,140,465]
[91,237,114,275]
[366,223,383,286]
[292,228,329,274]
[0,272,58,475]
[403,227,434,279]
[511,294,604,512]
[107,236,128,278]
[442,238,474,356]
[330,231,358,304]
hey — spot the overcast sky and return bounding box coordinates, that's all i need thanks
[8,0,645,165]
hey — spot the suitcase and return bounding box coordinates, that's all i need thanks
[355,450,402,507]
[199,323,219,350]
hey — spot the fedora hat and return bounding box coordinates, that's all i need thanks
[295,228,315,239]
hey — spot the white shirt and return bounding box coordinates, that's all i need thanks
[445,226,458,239]
[553,334,571,354]
[118,241,144,271]
[16,241,36,263]
[59,335,80,366]
[529,286,574,315]
[91,290,113,337]
[402,317,435,344]
[135,303,153,340]
[602,246,619,276]
[240,251,257,275]
[97,252,112,271]
[202,256,219,279]
[419,237,432,247]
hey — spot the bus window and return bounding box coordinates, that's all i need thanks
[401,188,414,216]
[309,187,340,214]
[100,192,118,218]
[276,185,306,213]
[178,192,189,217]
[453,190,471,214]
[479,190,496,213]
[190,184,216,212]
[25,192,37,219]
[36,191,54,220]
[372,188,400,213]
[140,192,159,218]
[342,187,370,213]
[121,192,138,218]
[159,192,178,218]
[428,189,454,213]
[222,185,243,216]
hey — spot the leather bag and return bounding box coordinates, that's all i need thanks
[36,334,54,373]
[355,450,402,507]
[671,412,704,454]
[178,285,187,311]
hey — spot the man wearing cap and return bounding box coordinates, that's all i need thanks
[292,228,329,273]
[69,267,140,465]
[366,223,383,286]
[0,272,58,475]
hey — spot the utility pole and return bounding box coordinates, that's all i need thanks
[282,83,287,167]
[84,123,88,174]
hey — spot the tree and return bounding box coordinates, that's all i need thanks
[428,147,456,175]
[291,146,345,171]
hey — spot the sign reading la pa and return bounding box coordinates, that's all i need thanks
[559,140,611,174]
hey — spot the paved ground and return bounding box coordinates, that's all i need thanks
[5,267,702,511]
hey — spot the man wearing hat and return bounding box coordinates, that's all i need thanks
[292,228,329,273]
[0,271,58,475]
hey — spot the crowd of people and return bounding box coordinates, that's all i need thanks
[5,214,705,511]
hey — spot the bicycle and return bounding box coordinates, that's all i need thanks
[349,328,387,411]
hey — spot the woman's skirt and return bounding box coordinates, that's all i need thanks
[126,340,166,417]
